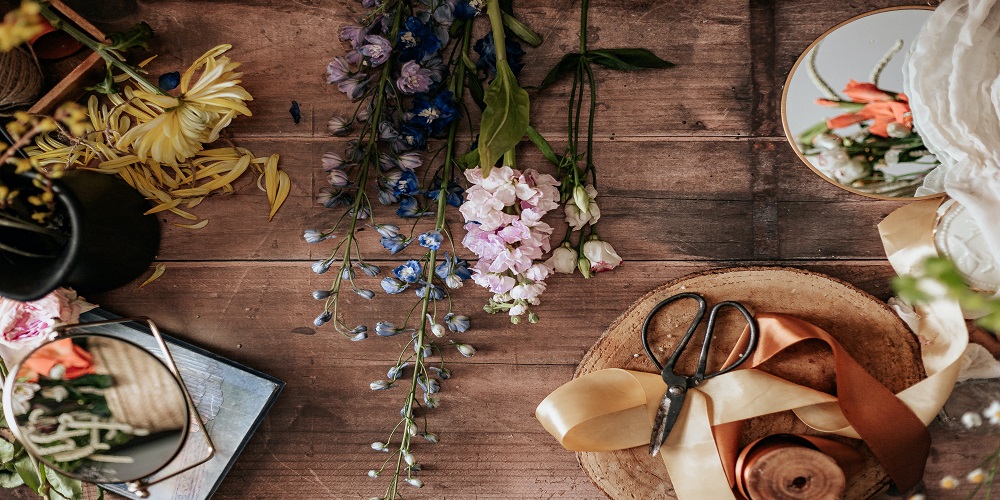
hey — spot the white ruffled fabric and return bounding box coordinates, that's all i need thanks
[906,0,1000,267]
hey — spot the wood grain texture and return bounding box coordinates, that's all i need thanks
[11,0,987,498]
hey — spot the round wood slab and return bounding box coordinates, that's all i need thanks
[575,267,925,499]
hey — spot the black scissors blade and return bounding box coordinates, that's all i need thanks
[649,382,687,457]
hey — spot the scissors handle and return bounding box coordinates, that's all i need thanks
[641,293,759,383]
[641,293,706,372]
[702,301,758,380]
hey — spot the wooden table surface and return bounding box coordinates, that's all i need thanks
[26,0,995,498]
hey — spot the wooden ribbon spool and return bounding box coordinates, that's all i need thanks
[742,442,845,500]
[575,267,925,499]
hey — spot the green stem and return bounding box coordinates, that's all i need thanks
[37,5,163,95]
[583,61,598,188]
[486,0,507,63]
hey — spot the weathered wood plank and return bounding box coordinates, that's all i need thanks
[86,0,752,139]
[87,260,944,499]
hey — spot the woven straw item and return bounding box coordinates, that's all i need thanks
[89,337,187,434]
[575,267,925,500]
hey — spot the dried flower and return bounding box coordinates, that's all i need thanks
[119,45,253,166]
[371,441,388,452]
[404,478,423,488]
[370,380,392,391]
[368,470,379,478]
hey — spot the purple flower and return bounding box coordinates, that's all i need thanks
[326,56,353,84]
[322,152,346,171]
[340,25,367,49]
[455,0,484,19]
[317,187,353,208]
[327,116,350,136]
[398,152,422,171]
[337,76,368,101]
[397,61,434,95]
[359,35,392,66]
[328,170,350,187]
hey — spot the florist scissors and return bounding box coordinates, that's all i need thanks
[641,292,759,457]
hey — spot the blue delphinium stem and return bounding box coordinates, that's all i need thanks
[379,19,474,500]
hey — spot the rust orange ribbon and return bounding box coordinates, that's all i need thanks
[716,314,930,493]
[537,313,932,498]
[734,434,864,499]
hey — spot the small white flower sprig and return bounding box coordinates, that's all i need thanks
[524,0,670,284]
[937,403,1000,496]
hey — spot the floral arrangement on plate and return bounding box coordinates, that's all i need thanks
[306,0,669,497]
[796,41,938,197]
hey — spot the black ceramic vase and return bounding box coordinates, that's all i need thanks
[0,170,160,301]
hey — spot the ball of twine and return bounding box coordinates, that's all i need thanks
[0,47,44,112]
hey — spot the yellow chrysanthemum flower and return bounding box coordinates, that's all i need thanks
[117,44,252,166]
[0,1,43,52]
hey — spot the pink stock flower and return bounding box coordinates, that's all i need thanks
[460,166,561,322]
[0,289,86,350]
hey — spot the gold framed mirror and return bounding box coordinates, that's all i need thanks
[0,318,214,498]
[782,6,943,200]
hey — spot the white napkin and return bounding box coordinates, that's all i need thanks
[906,0,1000,267]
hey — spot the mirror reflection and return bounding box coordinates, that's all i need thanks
[782,8,939,199]
[9,335,188,483]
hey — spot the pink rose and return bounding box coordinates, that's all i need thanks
[0,289,85,349]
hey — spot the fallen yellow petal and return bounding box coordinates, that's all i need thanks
[138,263,166,289]
[269,168,289,221]
[170,220,209,229]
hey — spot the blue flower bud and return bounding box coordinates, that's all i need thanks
[354,288,375,299]
[313,311,333,327]
[312,289,331,300]
[312,260,332,274]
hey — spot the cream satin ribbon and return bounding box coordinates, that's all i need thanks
[536,200,967,499]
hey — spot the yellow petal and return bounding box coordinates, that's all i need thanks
[144,198,182,215]
[269,168,289,221]
[137,263,166,289]
[170,220,209,229]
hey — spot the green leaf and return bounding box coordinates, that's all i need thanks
[0,440,15,464]
[502,12,542,47]
[13,455,39,492]
[537,53,581,90]
[45,467,82,500]
[796,121,831,149]
[477,60,530,174]
[106,22,154,51]
[0,469,23,489]
[588,48,674,71]
[458,149,480,170]
[526,126,558,165]
[466,73,486,110]
[86,66,118,95]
